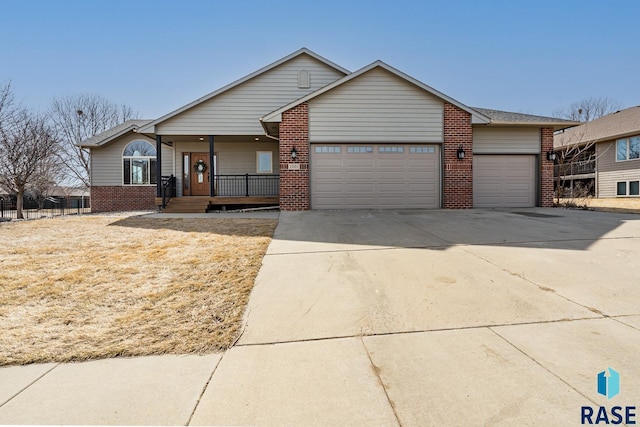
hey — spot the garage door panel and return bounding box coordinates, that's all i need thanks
[473,155,536,208]
[345,183,375,193]
[344,158,375,166]
[311,144,440,209]
[376,172,407,180]
[314,182,343,191]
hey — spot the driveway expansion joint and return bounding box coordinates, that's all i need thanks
[487,327,600,407]
[235,316,604,348]
[0,363,60,408]
[360,336,402,427]
[457,244,609,317]
[186,354,224,426]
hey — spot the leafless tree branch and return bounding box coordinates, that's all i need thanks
[0,85,60,218]
[50,94,138,187]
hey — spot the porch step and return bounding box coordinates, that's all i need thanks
[162,197,210,213]
[162,196,280,213]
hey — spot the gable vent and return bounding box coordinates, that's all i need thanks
[298,70,310,88]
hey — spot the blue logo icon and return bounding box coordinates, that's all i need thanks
[597,367,620,399]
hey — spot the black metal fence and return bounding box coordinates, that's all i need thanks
[0,196,91,220]
[215,174,279,197]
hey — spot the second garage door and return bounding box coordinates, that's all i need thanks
[473,155,537,207]
[311,144,440,209]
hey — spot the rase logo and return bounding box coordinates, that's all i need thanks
[581,367,636,425]
[598,368,620,400]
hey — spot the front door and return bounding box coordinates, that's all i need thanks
[190,153,209,196]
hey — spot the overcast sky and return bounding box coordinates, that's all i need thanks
[1,0,638,119]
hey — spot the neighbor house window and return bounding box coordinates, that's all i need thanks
[257,151,273,174]
[617,181,639,196]
[616,136,640,161]
[123,140,157,185]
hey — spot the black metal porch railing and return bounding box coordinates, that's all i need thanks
[214,174,279,197]
[554,159,596,177]
[161,175,176,208]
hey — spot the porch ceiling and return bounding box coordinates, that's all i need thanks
[157,135,274,144]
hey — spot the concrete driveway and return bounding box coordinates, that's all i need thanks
[206,208,640,425]
[1,208,639,425]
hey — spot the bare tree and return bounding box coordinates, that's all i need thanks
[50,94,138,187]
[29,153,65,209]
[552,97,624,205]
[552,97,622,122]
[0,87,59,219]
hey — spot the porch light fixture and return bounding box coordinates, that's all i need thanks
[290,147,298,159]
[456,145,465,160]
[199,137,204,141]
[546,149,557,162]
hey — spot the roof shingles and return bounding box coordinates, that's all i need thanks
[79,120,152,147]
[554,106,640,147]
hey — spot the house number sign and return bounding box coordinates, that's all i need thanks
[287,163,301,170]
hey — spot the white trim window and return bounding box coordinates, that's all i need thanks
[123,140,157,185]
[257,151,273,174]
[616,136,640,161]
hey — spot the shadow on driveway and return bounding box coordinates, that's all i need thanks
[271,208,640,252]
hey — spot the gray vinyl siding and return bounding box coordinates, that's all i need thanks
[173,140,279,197]
[157,54,345,136]
[308,68,444,143]
[473,127,540,154]
[90,133,173,186]
[596,140,640,197]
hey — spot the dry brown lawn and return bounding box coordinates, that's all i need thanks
[0,214,277,366]
[559,197,640,214]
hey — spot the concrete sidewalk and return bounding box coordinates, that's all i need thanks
[1,208,639,425]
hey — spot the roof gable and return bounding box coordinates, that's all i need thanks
[137,48,349,134]
[79,120,152,147]
[261,61,491,125]
[554,106,640,147]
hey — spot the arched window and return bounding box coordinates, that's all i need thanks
[123,140,157,185]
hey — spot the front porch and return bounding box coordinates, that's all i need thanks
[153,134,281,212]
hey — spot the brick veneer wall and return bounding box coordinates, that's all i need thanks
[540,127,554,207]
[443,103,474,208]
[91,186,156,212]
[279,102,310,211]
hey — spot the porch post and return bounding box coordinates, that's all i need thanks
[208,135,215,196]
[156,135,162,198]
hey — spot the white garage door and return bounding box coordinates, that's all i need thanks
[473,155,536,207]
[311,144,440,209]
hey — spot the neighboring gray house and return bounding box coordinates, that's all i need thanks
[554,106,640,198]
[80,48,577,212]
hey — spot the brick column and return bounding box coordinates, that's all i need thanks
[540,127,554,207]
[279,102,310,211]
[443,103,473,208]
